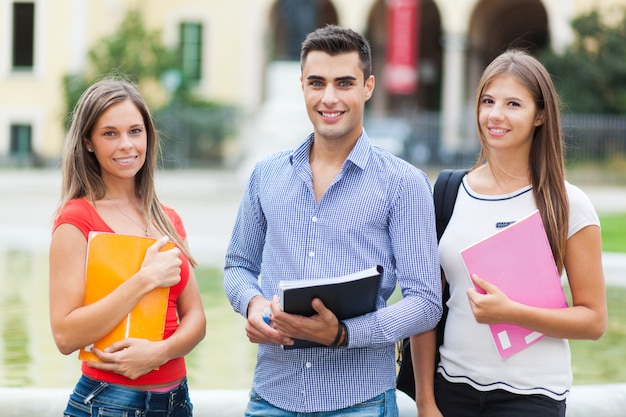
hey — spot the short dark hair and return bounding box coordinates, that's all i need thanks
[300,24,372,81]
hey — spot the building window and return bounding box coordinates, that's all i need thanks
[12,2,35,70]
[10,124,32,158]
[179,22,203,84]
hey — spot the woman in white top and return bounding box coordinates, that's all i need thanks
[410,50,607,417]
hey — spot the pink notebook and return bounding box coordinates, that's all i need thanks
[460,210,568,360]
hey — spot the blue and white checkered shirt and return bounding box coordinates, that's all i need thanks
[224,132,442,412]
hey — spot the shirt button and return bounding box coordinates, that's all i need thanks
[305,362,312,368]
[312,216,318,222]
[308,251,315,258]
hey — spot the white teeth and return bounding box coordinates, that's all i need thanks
[116,157,135,163]
[490,128,507,134]
[322,112,341,118]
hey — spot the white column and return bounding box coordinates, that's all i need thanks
[545,0,575,54]
[67,0,88,74]
[440,32,467,161]
[237,61,312,178]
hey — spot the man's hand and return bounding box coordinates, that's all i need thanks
[270,295,341,346]
[245,296,294,346]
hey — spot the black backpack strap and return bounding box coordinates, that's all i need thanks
[434,169,467,240]
[396,168,467,400]
[433,168,467,362]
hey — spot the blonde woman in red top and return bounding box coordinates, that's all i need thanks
[49,78,206,416]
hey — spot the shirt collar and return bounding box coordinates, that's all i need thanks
[289,130,371,170]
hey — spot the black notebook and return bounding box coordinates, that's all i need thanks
[278,265,383,349]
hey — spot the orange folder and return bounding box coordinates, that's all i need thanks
[78,231,172,362]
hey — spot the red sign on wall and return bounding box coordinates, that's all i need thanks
[385,0,420,95]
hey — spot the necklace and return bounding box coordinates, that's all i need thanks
[490,161,530,182]
[106,196,151,236]
[488,163,530,193]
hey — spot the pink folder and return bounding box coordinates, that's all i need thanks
[460,210,568,360]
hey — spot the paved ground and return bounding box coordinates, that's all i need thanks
[1,167,625,286]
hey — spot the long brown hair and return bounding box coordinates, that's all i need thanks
[473,50,568,273]
[56,77,196,267]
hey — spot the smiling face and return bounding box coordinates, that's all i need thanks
[86,99,147,184]
[478,74,544,156]
[301,50,375,145]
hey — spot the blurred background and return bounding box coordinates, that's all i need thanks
[1,0,626,392]
[2,0,626,171]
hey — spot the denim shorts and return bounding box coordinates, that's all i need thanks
[63,375,193,417]
[244,388,398,417]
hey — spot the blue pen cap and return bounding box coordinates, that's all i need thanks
[263,307,270,324]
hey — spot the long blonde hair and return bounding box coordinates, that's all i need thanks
[473,50,568,273]
[56,78,196,267]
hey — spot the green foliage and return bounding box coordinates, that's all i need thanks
[154,100,238,166]
[190,266,258,388]
[599,213,626,253]
[539,8,626,115]
[569,284,626,384]
[63,9,176,123]
[87,10,176,82]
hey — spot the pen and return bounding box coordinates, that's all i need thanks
[263,307,271,325]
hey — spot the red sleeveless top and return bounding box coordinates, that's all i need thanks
[53,198,189,386]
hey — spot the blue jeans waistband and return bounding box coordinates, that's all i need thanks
[74,375,189,411]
